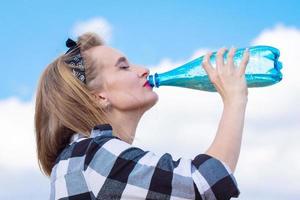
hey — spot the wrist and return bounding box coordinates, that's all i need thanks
[223,97,248,107]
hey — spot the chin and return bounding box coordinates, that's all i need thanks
[144,93,159,110]
[121,92,159,112]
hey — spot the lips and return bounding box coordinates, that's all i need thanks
[143,80,151,87]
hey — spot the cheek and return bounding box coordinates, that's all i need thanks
[106,80,139,106]
[106,75,157,110]
[109,87,157,111]
[109,74,140,95]
[112,88,142,105]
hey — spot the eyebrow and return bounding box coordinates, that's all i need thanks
[115,56,128,66]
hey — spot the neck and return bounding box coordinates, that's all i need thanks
[106,108,144,144]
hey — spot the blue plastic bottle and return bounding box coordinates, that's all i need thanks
[147,46,283,92]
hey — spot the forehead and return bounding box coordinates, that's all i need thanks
[90,46,124,68]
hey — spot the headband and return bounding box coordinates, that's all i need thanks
[64,38,86,84]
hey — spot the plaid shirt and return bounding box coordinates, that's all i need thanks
[50,124,240,200]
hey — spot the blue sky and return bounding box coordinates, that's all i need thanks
[1,0,300,101]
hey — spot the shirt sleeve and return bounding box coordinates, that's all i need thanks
[83,136,240,200]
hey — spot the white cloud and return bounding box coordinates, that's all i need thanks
[1,23,300,199]
[0,96,38,169]
[0,167,49,200]
[71,17,113,43]
[0,96,49,199]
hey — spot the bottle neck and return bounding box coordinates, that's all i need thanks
[147,73,159,88]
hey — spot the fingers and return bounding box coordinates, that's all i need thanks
[227,47,236,70]
[216,48,227,72]
[203,47,249,78]
[202,51,214,75]
[238,48,250,75]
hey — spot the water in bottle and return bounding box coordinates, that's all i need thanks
[147,46,283,92]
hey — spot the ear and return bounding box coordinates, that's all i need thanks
[93,91,111,109]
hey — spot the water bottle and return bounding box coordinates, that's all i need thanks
[147,46,283,92]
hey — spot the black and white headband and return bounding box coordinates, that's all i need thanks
[64,38,86,84]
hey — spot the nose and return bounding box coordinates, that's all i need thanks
[136,65,150,78]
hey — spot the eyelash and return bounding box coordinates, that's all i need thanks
[120,64,130,69]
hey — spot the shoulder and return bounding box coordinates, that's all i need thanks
[51,124,118,178]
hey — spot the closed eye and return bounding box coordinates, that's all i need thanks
[119,60,130,69]
[116,57,131,70]
[120,65,129,69]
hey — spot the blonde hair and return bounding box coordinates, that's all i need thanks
[34,32,110,176]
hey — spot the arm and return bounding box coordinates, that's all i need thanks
[205,100,247,172]
[202,47,250,173]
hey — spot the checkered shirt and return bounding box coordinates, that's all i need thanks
[50,124,240,200]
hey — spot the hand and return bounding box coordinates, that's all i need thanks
[202,47,250,105]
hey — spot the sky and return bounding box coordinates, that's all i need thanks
[1,0,300,199]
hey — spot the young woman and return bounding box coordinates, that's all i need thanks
[35,32,249,200]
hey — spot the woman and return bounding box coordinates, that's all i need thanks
[35,32,249,200]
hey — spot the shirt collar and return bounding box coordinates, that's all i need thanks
[69,124,113,144]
